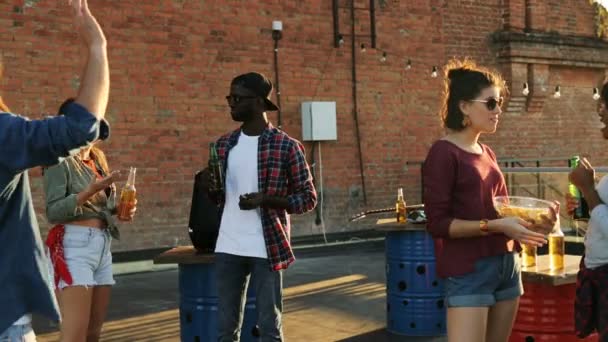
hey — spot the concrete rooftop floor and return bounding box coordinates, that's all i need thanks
[34,244,447,342]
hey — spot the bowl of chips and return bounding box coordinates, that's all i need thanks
[493,196,553,224]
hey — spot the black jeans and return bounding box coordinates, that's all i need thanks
[216,253,283,342]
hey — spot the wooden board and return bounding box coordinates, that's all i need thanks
[153,246,215,265]
[521,254,581,286]
[374,218,427,232]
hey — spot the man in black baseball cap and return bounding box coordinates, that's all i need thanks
[202,73,317,341]
[226,72,279,123]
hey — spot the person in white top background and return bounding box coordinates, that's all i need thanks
[568,80,608,341]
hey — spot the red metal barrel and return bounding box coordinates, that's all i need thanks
[509,282,598,342]
[509,330,597,341]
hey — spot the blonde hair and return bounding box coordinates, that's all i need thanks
[0,96,8,112]
[89,145,110,175]
[72,146,110,178]
[58,98,111,176]
[0,62,9,112]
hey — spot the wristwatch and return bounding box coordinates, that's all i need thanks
[479,219,490,234]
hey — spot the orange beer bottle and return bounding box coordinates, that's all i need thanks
[396,188,407,223]
[118,167,137,220]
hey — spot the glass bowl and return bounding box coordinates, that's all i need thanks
[493,196,553,224]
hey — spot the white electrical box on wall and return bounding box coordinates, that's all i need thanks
[301,101,337,141]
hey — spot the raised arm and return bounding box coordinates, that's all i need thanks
[71,0,110,119]
[0,1,110,173]
[0,103,97,173]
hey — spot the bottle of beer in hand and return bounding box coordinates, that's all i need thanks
[568,156,590,220]
[208,142,223,195]
[118,167,137,221]
[396,188,407,223]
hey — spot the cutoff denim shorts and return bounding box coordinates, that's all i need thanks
[50,225,115,290]
[444,253,524,307]
[0,323,36,342]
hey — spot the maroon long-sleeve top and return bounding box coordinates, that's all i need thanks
[423,140,519,278]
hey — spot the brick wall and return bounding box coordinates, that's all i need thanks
[1,0,606,251]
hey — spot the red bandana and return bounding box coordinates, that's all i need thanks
[45,225,73,287]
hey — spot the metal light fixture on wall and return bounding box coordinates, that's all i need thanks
[553,85,561,99]
[405,59,412,70]
[522,82,530,96]
[360,43,366,53]
[272,20,283,128]
[431,66,438,78]
[594,87,601,100]
[380,51,387,63]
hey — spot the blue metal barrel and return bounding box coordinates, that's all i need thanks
[179,263,259,342]
[387,296,446,336]
[385,230,446,336]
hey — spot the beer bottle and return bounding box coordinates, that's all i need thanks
[396,188,406,223]
[118,167,137,221]
[568,156,590,220]
[521,244,537,268]
[549,221,565,271]
[208,142,223,194]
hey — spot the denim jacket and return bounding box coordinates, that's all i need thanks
[0,102,100,333]
[43,157,119,239]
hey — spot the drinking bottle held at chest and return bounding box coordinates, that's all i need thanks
[209,142,223,193]
[118,167,137,220]
[396,188,406,223]
[568,156,590,220]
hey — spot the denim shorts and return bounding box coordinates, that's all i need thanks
[0,323,36,342]
[445,253,523,307]
[50,225,115,290]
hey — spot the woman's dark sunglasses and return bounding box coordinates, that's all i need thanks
[470,97,504,111]
[225,95,258,104]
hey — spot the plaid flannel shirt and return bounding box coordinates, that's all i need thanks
[214,123,317,271]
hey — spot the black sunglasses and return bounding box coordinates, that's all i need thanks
[470,97,504,111]
[225,94,258,104]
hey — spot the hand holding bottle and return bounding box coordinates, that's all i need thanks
[565,192,578,216]
[117,198,137,221]
[568,156,592,220]
[117,167,137,221]
[569,157,595,196]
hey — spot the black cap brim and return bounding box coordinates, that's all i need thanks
[264,98,279,111]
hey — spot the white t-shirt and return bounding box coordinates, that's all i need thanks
[585,175,608,269]
[214,132,267,259]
